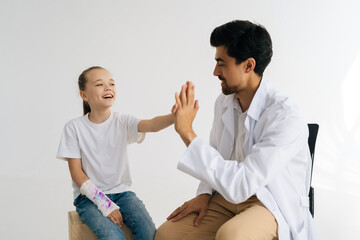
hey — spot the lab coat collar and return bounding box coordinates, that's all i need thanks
[220,78,268,139]
[222,78,268,121]
[246,78,268,122]
[221,95,236,140]
[224,93,236,109]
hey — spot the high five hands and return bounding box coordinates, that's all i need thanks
[169,82,211,226]
[171,81,199,146]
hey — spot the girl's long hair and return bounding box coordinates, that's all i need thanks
[78,66,104,115]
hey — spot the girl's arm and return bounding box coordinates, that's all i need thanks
[67,158,123,226]
[68,158,88,187]
[138,113,174,133]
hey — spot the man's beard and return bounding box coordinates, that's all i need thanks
[220,76,237,95]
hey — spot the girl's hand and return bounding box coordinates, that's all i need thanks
[171,103,178,115]
[171,103,178,124]
[107,209,123,228]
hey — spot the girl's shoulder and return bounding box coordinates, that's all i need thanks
[112,112,136,120]
[63,115,87,129]
[112,112,140,125]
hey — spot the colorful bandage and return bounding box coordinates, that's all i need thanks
[80,179,119,217]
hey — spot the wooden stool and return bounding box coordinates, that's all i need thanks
[68,211,134,240]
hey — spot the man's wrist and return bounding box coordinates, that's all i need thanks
[180,130,197,147]
[197,193,212,203]
[199,193,212,198]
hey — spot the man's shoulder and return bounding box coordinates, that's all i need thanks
[265,87,300,116]
[260,86,306,130]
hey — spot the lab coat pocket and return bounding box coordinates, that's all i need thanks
[295,196,310,239]
[296,222,307,240]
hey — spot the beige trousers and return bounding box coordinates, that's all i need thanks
[155,193,278,240]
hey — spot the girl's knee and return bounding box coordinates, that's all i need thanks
[79,210,125,239]
[97,228,125,240]
[135,225,156,240]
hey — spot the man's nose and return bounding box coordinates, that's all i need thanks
[213,65,220,76]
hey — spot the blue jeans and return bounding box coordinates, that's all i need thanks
[74,191,156,240]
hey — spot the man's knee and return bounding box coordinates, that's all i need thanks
[155,219,191,240]
[215,223,244,240]
[154,222,170,240]
[215,221,277,240]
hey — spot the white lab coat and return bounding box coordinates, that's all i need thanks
[177,79,319,240]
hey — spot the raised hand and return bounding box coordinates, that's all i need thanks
[173,81,199,146]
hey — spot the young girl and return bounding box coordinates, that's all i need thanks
[57,66,174,240]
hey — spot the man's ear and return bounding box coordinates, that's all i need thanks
[80,91,88,102]
[245,58,256,73]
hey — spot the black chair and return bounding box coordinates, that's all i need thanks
[307,123,319,217]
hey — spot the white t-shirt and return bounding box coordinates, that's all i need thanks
[56,112,145,199]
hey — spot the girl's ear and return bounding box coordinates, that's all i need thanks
[80,91,88,101]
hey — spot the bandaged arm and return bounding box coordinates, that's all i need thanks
[80,179,120,216]
[68,158,119,217]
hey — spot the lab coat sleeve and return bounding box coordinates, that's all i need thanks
[196,181,213,195]
[194,97,221,196]
[177,114,308,204]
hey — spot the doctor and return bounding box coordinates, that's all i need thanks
[155,20,318,240]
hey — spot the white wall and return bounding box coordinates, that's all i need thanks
[1,0,360,239]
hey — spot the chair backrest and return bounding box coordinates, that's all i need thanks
[307,123,319,217]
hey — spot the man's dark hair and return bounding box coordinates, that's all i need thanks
[210,20,273,77]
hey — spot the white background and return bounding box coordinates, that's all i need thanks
[1,0,360,239]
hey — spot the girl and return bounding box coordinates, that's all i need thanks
[57,66,174,240]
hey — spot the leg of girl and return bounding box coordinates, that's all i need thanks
[111,191,156,240]
[74,194,126,240]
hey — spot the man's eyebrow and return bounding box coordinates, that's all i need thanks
[93,79,114,83]
[215,58,225,62]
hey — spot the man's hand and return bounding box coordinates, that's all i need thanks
[108,209,123,228]
[167,194,211,227]
[172,81,199,146]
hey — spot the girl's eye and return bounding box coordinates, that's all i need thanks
[96,84,103,86]
[111,84,115,86]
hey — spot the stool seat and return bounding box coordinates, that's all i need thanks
[68,211,134,240]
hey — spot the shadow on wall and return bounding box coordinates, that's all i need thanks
[314,50,360,197]
[340,51,360,195]
[312,51,360,240]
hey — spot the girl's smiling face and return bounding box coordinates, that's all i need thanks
[80,68,117,111]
